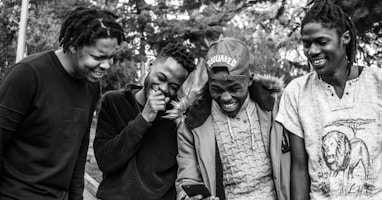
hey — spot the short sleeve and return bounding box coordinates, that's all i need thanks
[0,64,37,131]
[276,80,304,138]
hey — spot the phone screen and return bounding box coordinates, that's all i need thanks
[181,184,211,198]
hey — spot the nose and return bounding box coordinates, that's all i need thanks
[159,84,169,95]
[307,43,320,56]
[221,91,232,101]
[100,59,112,70]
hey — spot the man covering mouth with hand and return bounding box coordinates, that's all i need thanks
[93,42,196,200]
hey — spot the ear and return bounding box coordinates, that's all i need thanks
[341,30,351,45]
[69,46,76,54]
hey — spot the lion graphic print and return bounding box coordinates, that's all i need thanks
[319,119,376,198]
[275,67,382,200]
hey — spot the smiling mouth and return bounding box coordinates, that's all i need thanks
[92,70,104,78]
[221,101,238,110]
[310,58,326,66]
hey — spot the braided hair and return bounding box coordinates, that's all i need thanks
[59,7,125,53]
[155,43,196,74]
[301,0,357,67]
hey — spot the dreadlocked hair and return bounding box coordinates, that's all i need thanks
[301,0,357,67]
[59,7,125,53]
[155,42,196,74]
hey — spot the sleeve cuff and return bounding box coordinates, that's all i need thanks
[132,113,152,130]
[276,113,304,138]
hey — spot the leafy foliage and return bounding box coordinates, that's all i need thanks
[1,0,380,92]
[0,0,19,79]
[101,41,139,91]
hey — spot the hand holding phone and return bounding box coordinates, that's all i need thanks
[182,184,211,199]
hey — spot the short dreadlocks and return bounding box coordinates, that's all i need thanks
[301,0,357,67]
[154,43,196,74]
[59,7,125,53]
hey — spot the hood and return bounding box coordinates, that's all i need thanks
[164,74,284,130]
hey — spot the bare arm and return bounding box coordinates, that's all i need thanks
[288,129,310,200]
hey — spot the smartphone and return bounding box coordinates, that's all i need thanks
[182,184,211,198]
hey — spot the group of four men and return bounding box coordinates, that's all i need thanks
[1,0,381,200]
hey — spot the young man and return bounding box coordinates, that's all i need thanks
[93,42,196,200]
[176,38,290,200]
[0,7,124,200]
[276,0,382,199]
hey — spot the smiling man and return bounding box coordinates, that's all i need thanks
[93,42,195,200]
[276,0,382,200]
[175,38,290,200]
[0,7,124,200]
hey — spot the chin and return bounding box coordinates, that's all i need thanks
[224,110,239,117]
[86,78,101,83]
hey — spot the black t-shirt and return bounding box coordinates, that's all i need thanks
[0,51,100,199]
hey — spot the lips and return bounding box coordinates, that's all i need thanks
[220,101,238,112]
[310,57,326,67]
[91,70,104,79]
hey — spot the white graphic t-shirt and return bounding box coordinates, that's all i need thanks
[276,67,382,200]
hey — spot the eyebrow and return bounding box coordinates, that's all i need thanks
[302,35,331,41]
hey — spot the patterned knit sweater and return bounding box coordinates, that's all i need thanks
[211,97,276,200]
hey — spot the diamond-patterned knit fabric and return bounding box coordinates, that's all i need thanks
[211,97,276,200]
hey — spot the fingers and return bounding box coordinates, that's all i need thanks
[142,87,171,122]
[148,90,168,111]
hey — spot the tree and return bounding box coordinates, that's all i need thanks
[0,0,94,80]
[26,0,93,55]
[101,41,139,91]
[0,0,19,79]
[116,0,269,83]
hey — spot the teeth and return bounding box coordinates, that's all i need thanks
[223,102,236,108]
[93,71,103,78]
[312,58,325,65]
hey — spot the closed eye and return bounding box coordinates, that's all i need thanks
[317,39,328,46]
[169,84,179,91]
[211,87,224,93]
[158,73,166,82]
[92,55,112,61]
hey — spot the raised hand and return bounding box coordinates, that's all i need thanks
[141,88,170,122]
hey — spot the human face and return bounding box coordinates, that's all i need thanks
[72,38,119,82]
[301,22,350,77]
[209,73,251,117]
[143,56,189,100]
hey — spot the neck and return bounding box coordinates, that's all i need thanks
[320,56,353,86]
[55,49,76,77]
[321,64,358,85]
[321,64,359,98]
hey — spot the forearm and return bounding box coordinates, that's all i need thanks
[291,162,310,200]
[94,113,151,174]
[68,130,90,200]
[288,130,310,200]
[176,127,204,199]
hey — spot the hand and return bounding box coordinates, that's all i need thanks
[186,195,219,200]
[141,88,170,122]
